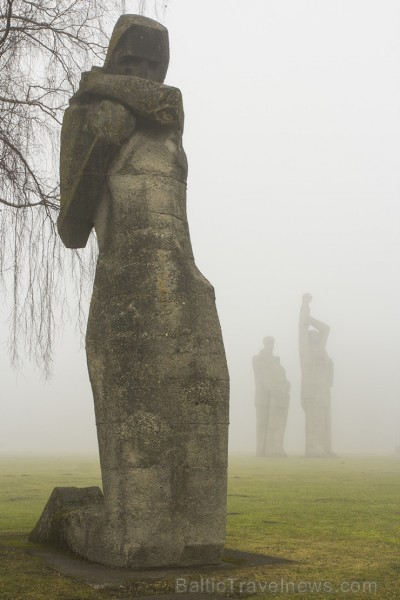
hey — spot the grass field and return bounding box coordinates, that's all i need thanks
[0,455,399,599]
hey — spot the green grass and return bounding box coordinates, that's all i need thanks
[225,455,400,598]
[0,455,399,599]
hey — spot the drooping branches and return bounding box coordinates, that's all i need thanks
[0,0,119,373]
[0,0,116,212]
[0,0,168,374]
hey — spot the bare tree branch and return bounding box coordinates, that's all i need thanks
[0,0,122,373]
[0,0,13,48]
[0,0,169,374]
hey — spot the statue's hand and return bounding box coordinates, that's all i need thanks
[87,100,136,145]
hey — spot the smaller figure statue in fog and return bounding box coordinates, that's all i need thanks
[253,337,290,457]
[299,294,335,457]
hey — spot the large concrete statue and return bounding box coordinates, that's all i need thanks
[30,15,229,568]
[299,294,334,457]
[253,337,290,457]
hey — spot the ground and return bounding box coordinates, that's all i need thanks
[0,455,399,599]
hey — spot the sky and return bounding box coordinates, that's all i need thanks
[1,0,400,456]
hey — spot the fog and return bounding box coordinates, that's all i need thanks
[1,0,400,456]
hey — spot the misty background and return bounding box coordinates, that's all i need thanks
[1,0,399,455]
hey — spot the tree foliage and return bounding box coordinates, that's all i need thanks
[0,0,168,374]
[0,0,118,374]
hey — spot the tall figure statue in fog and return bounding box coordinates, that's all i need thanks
[30,15,229,568]
[299,294,334,457]
[253,337,290,457]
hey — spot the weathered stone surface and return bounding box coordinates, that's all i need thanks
[32,14,229,569]
[58,68,184,249]
[299,294,335,457]
[28,487,104,547]
[253,337,290,457]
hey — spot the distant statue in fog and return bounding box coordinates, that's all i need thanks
[253,337,290,457]
[299,294,335,457]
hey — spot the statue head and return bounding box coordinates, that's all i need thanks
[104,14,169,82]
[262,336,275,353]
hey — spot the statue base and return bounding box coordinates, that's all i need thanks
[29,487,224,568]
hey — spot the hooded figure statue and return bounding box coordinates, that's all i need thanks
[30,15,230,569]
[253,337,290,457]
[57,14,182,248]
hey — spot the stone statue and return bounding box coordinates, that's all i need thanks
[30,15,229,569]
[253,337,290,457]
[299,294,334,457]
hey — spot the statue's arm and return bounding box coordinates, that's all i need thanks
[308,316,330,346]
[86,99,136,144]
[58,98,136,249]
[75,69,185,130]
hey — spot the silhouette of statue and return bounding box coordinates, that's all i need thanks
[299,294,334,457]
[253,337,290,457]
[30,14,229,568]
